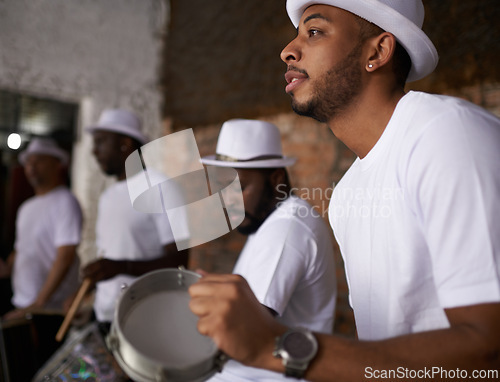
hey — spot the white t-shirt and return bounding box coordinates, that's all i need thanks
[210,196,337,382]
[93,178,177,322]
[12,186,82,309]
[329,91,500,340]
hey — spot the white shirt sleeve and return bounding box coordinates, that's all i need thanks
[234,217,308,316]
[53,191,82,247]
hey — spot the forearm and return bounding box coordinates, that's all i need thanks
[308,329,495,381]
[34,245,77,307]
[122,246,189,277]
[254,310,500,382]
[189,274,500,382]
[0,251,16,278]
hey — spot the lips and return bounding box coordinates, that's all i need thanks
[284,70,308,93]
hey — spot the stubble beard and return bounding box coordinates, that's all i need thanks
[236,180,276,236]
[290,42,364,123]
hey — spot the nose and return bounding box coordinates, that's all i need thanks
[280,37,300,64]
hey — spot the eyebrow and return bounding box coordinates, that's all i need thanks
[303,13,332,25]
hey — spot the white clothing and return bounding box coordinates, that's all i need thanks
[329,91,500,340]
[12,186,82,309]
[93,179,177,322]
[211,196,337,381]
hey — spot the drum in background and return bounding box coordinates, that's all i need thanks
[33,321,129,382]
[0,312,64,382]
[107,268,225,382]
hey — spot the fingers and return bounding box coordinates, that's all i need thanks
[81,259,115,283]
[190,273,245,294]
[189,273,242,317]
[81,262,99,282]
[195,268,208,277]
[3,308,26,320]
[188,273,284,365]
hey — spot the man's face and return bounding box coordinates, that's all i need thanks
[23,154,62,189]
[235,168,276,235]
[92,130,124,176]
[280,5,364,122]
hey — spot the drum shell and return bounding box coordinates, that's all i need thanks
[108,268,220,382]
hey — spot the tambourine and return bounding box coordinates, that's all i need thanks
[107,268,226,382]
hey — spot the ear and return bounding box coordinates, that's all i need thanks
[119,136,135,155]
[365,32,397,74]
[269,168,286,192]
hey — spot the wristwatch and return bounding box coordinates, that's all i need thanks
[273,328,318,379]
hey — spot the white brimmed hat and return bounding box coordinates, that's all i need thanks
[201,119,296,168]
[19,138,69,166]
[87,109,148,144]
[286,0,438,82]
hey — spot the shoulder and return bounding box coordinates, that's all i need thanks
[99,180,127,202]
[395,93,500,207]
[17,195,38,215]
[53,186,80,203]
[266,196,330,239]
[396,92,500,171]
[50,187,82,217]
[398,92,499,138]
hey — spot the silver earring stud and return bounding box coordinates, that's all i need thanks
[368,64,373,68]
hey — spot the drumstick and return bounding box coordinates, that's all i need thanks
[55,278,92,342]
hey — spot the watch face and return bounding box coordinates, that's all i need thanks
[283,331,315,359]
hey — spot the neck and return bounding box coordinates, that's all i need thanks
[117,149,135,181]
[34,181,63,196]
[327,86,405,158]
[117,171,126,181]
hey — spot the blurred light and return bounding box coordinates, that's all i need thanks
[7,133,22,150]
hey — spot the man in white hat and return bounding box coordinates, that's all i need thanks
[189,1,500,380]
[201,118,336,381]
[81,108,189,331]
[0,138,82,319]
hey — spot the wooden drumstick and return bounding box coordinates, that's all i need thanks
[55,278,92,342]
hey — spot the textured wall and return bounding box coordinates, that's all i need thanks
[0,0,168,263]
[162,0,296,128]
[420,0,500,92]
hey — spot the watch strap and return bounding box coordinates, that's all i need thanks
[273,328,318,380]
[284,362,307,378]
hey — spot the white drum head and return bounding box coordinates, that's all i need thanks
[108,269,223,382]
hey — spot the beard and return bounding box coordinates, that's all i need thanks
[236,212,267,235]
[236,180,276,236]
[290,42,364,123]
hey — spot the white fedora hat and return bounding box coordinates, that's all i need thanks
[201,119,296,169]
[87,109,148,144]
[19,138,69,166]
[286,0,438,82]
